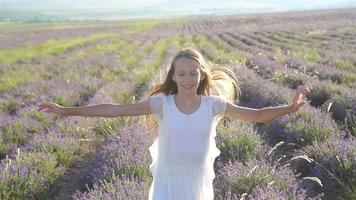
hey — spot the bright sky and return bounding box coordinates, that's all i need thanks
[1,0,356,19]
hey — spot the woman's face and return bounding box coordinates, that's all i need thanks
[172,57,205,95]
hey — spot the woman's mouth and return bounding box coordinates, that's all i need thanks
[182,84,194,89]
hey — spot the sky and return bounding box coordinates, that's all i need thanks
[1,0,356,20]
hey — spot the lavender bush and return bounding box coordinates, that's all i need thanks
[293,138,356,200]
[216,120,266,165]
[326,91,356,136]
[72,175,150,200]
[0,151,65,200]
[83,124,152,187]
[247,184,324,200]
[214,158,322,200]
[257,105,340,149]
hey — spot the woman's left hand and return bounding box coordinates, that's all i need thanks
[291,85,310,112]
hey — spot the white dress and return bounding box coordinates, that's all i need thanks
[148,93,226,200]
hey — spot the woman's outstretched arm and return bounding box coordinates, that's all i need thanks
[224,85,310,123]
[37,99,151,117]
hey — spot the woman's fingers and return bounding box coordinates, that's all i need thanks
[37,103,55,112]
[37,104,50,110]
[295,85,310,100]
[292,85,310,109]
[38,106,51,112]
[296,85,310,95]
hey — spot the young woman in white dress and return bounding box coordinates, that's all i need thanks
[38,48,310,200]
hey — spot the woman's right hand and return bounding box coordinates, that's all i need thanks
[37,103,67,115]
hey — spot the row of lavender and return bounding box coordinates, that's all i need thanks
[216,31,355,136]
[0,23,171,158]
[197,31,355,199]
[43,35,172,199]
[71,32,327,200]
[199,29,356,136]
[71,15,355,198]
[46,35,174,200]
[244,54,355,136]
[0,22,172,199]
[0,33,137,159]
[71,38,180,199]
[217,31,356,75]
[218,29,356,82]
[217,29,355,126]
[2,10,354,199]
[188,33,327,199]
[192,8,356,65]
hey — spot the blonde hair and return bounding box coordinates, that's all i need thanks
[144,47,240,139]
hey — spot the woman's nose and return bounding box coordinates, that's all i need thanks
[184,75,195,81]
[183,78,194,83]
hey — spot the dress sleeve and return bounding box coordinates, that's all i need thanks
[149,92,165,118]
[211,95,227,118]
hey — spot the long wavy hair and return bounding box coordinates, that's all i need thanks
[144,47,240,139]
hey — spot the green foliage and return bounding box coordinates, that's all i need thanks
[93,117,131,136]
[29,112,47,123]
[67,39,128,60]
[0,122,26,145]
[34,138,81,166]
[218,133,260,163]
[294,47,321,62]
[117,166,151,182]
[207,35,247,63]
[0,152,64,200]
[82,65,120,83]
[335,60,356,72]
[227,51,247,64]
[135,65,155,88]
[135,38,171,88]
[0,143,9,159]
[0,70,40,93]
[330,74,356,85]
[271,71,304,89]
[118,46,140,71]
[0,33,117,63]
[57,120,87,137]
[300,141,356,200]
[63,71,80,82]
[17,153,61,180]
[126,20,160,34]
[217,120,262,164]
[192,35,225,64]
[176,36,187,48]
[79,84,98,103]
[52,96,71,107]
[95,39,128,53]
[346,109,355,137]
[285,111,332,147]
[0,100,22,114]
[227,170,287,196]
[292,124,331,146]
[307,84,342,107]
[116,90,135,104]
[0,170,33,200]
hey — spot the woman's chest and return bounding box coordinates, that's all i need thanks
[163,102,213,147]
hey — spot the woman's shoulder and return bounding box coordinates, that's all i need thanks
[206,95,226,102]
[149,92,171,103]
[149,92,169,115]
[151,92,167,97]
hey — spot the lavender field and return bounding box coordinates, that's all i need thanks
[0,8,355,200]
